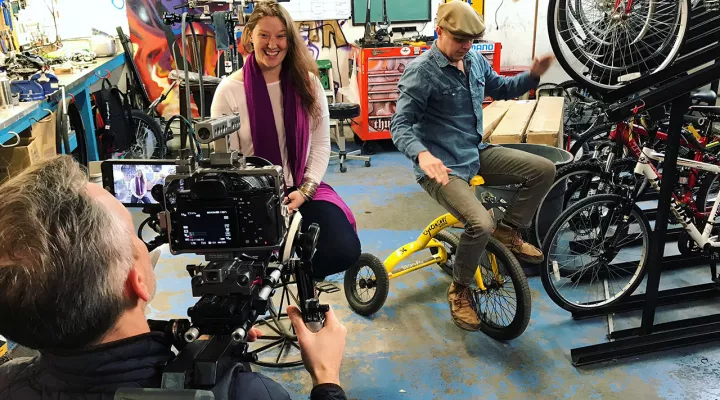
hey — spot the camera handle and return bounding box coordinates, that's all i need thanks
[283,214,328,333]
[150,261,289,391]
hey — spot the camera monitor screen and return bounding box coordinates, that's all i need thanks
[110,163,177,205]
[173,208,240,250]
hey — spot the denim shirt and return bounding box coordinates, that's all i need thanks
[390,43,539,182]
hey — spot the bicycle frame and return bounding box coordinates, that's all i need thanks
[382,176,500,291]
[609,119,718,219]
[636,147,720,249]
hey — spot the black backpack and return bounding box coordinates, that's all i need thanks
[94,78,135,156]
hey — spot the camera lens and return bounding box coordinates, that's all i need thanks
[198,127,211,142]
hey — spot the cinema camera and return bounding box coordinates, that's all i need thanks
[123,114,329,397]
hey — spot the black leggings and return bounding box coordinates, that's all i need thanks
[298,200,361,279]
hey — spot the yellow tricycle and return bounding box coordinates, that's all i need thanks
[343,176,532,340]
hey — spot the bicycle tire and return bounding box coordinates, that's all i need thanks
[67,102,88,167]
[694,172,720,216]
[568,123,615,161]
[533,160,603,247]
[548,0,691,92]
[430,230,460,277]
[533,158,648,247]
[129,110,165,159]
[476,237,531,340]
[540,194,651,313]
[429,229,530,339]
[343,253,390,316]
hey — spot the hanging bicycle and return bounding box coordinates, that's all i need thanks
[548,0,691,92]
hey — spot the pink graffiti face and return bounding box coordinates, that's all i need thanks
[128,0,218,118]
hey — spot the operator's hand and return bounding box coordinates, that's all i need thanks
[287,305,346,387]
[248,327,263,342]
[530,54,556,78]
[418,151,452,186]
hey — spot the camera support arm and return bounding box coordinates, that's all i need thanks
[153,260,287,391]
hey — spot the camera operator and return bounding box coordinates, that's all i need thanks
[0,156,348,400]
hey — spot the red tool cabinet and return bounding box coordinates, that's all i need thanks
[349,42,502,146]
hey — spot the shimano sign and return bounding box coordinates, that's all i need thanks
[472,42,495,52]
[421,42,495,54]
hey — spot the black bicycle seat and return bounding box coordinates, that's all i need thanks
[328,103,361,120]
[690,89,717,105]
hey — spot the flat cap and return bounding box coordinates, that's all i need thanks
[437,1,486,40]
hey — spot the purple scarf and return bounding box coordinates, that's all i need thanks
[243,52,357,231]
[135,176,144,196]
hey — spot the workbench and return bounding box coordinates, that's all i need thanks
[0,53,126,161]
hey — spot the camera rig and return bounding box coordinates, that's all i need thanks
[127,114,329,394]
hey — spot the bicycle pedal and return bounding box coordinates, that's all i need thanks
[316,282,340,294]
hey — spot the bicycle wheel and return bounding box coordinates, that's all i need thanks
[533,158,647,246]
[430,230,530,340]
[694,171,720,214]
[126,110,165,159]
[474,238,531,341]
[430,230,460,277]
[568,123,616,161]
[541,194,650,313]
[549,0,691,92]
[343,253,390,316]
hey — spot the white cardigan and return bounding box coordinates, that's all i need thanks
[210,74,331,187]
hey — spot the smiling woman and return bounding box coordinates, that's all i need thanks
[210,0,362,280]
[240,1,322,123]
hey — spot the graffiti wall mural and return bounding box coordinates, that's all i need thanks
[127,0,219,118]
[126,0,351,118]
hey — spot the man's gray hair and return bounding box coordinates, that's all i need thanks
[0,155,135,350]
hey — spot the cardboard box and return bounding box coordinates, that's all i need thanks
[482,100,515,142]
[490,100,537,144]
[526,96,565,147]
[0,138,41,182]
[21,112,57,160]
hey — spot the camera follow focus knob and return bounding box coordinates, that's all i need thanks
[184,327,200,343]
[150,184,164,203]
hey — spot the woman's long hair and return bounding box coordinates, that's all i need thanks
[242,0,322,125]
[135,169,145,189]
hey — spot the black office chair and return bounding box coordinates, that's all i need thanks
[328,103,371,173]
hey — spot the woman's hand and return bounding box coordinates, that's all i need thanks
[285,190,306,213]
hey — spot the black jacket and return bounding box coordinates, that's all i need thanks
[0,333,347,400]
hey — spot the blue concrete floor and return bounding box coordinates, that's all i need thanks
[144,141,720,399]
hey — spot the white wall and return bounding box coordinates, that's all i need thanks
[55,0,129,39]
[310,0,569,99]
[14,0,128,44]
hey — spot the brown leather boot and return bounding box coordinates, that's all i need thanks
[493,223,544,264]
[447,282,481,331]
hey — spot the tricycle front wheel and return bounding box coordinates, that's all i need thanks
[344,253,390,316]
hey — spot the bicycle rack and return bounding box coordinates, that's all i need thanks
[562,8,720,367]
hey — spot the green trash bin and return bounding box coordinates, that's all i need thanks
[475,143,573,247]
